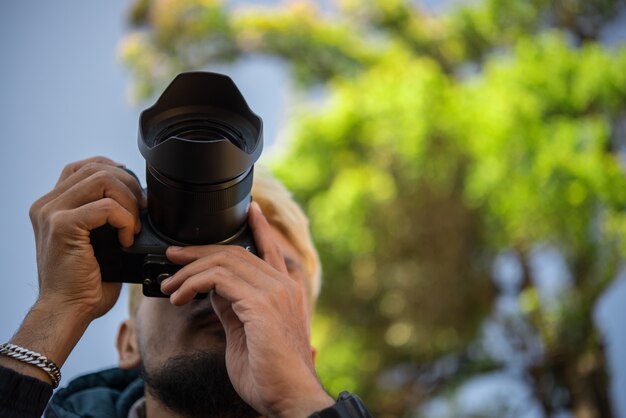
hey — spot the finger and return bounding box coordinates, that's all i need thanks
[46,163,145,211]
[210,293,248,357]
[210,292,244,336]
[70,197,137,247]
[165,245,258,271]
[249,201,288,274]
[61,163,145,208]
[165,245,226,265]
[56,156,122,185]
[47,171,142,234]
[162,246,276,295]
[169,266,257,306]
[34,168,144,225]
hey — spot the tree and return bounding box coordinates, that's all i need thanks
[120,0,626,416]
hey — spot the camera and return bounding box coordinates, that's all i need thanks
[91,72,263,297]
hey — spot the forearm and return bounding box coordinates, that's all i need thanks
[0,300,90,386]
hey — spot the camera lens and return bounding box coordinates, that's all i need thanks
[138,72,263,245]
[153,118,248,152]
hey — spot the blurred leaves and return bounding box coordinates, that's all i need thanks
[122,0,626,416]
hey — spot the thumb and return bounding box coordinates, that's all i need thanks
[210,291,244,341]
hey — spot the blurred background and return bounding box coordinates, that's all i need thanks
[2,0,626,417]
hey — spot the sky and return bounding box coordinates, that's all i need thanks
[1,1,625,417]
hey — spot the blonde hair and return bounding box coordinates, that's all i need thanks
[128,167,321,316]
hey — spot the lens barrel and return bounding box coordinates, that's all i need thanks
[138,72,263,245]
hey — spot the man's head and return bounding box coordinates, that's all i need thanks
[116,168,320,418]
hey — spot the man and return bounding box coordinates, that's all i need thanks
[0,157,371,417]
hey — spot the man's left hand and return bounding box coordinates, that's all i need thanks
[161,202,334,418]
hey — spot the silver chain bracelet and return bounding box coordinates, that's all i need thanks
[0,343,61,388]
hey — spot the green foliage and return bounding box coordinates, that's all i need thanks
[122,0,626,416]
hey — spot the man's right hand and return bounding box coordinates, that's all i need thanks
[0,156,145,386]
[29,156,145,321]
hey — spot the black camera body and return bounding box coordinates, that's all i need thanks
[92,72,263,297]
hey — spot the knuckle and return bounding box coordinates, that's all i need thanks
[47,211,69,235]
[37,202,54,222]
[214,265,228,278]
[29,199,43,222]
[88,168,112,183]
[228,245,248,257]
[62,161,79,175]
[95,197,120,214]
[78,162,106,178]
[66,158,103,175]
[216,248,236,262]
[97,197,119,213]
[91,172,124,194]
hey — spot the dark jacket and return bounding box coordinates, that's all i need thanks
[0,365,143,418]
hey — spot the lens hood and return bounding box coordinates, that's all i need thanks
[138,72,263,183]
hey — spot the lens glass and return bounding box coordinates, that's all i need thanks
[153,118,247,152]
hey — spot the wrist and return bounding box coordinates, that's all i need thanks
[1,299,91,382]
[307,392,373,418]
[0,343,62,388]
[286,394,335,418]
[34,295,96,325]
[273,380,335,418]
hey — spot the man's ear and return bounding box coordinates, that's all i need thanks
[116,319,142,369]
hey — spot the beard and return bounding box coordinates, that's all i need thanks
[141,350,259,418]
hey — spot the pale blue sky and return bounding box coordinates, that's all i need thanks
[0,0,141,383]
